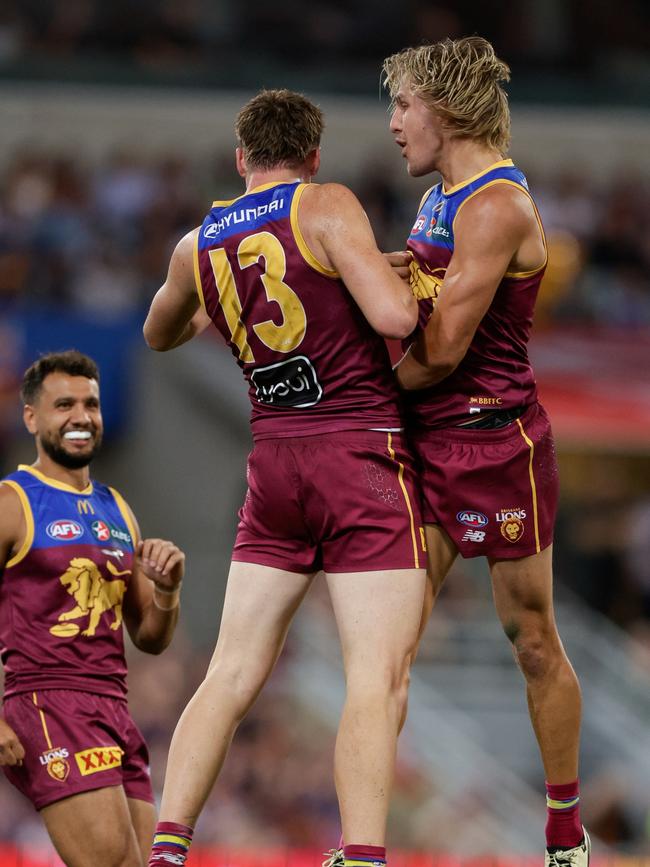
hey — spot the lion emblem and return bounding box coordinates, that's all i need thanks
[47,758,70,782]
[500,518,525,543]
[409,261,446,303]
[51,557,129,637]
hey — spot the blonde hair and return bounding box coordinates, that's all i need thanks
[235,89,324,171]
[383,37,511,153]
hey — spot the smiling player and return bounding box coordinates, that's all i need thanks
[0,350,185,867]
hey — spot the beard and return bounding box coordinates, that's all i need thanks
[39,431,103,469]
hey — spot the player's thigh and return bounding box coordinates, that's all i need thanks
[41,785,142,867]
[412,523,459,646]
[326,568,426,674]
[488,544,556,633]
[127,797,156,866]
[425,523,458,600]
[208,561,315,678]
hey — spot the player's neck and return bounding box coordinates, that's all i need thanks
[31,455,91,491]
[438,141,505,192]
[245,168,309,193]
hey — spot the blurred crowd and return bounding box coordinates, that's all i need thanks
[0,0,647,96]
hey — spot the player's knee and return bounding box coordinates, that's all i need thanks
[346,654,412,707]
[204,660,261,719]
[86,831,139,867]
[512,631,558,682]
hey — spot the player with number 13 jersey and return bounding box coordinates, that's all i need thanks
[196,180,404,439]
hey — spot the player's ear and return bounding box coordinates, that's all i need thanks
[23,404,37,435]
[307,148,321,179]
[235,147,247,178]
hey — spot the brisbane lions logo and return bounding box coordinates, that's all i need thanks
[500,518,525,543]
[47,757,70,782]
[50,558,130,638]
[409,262,446,304]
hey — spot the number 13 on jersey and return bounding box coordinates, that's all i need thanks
[208,231,307,363]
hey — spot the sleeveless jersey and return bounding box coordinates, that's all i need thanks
[405,159,546,429]
[195,181,403,439]
[0,466,137,699]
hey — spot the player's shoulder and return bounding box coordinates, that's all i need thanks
[305,181,360,208]
[0,472,31,506]
[172,226,201,263]
[456,180,536,232]
[300,182,364,229]
[0,481,25,536]
[0,480,22,506]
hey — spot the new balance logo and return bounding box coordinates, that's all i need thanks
[462,529,485,543]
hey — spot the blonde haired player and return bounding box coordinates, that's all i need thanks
[383,37,589,866]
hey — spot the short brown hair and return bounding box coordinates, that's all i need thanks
[383,37,511,153]
[21,350,99,404]
[235,89,324,171]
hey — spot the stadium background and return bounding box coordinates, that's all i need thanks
[0,0,649,863]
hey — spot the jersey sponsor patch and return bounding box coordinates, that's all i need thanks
[203,196,288,242]
[46,520,84,541]
[91,519,131,546]
[75,746,123,776]
[91,520,111,541]
[251,356,323,408]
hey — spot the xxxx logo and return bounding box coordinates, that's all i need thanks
[75,746,123,776]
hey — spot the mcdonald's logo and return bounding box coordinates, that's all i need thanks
[77,500,95,516]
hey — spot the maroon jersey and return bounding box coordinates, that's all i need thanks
[0,466,136,699]
[405,159,546,429]
[195,181,403,439]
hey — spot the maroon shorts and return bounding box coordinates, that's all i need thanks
[412,402,559,559]
[233,430,426,573]
[2,689,153,810]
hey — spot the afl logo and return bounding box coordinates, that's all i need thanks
[91,520,111,542]
[456,510,489,528]
[46,520,84,541]
[411,214,427,234]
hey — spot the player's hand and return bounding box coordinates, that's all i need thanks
[136,539,185,593]
[384,250,413,282]
[0,718,25,767]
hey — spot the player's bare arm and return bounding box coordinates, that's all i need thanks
[397,184,544,390]
[300,183,418,338]
[120,504,185,654]
[144,228,212,351]
[0,484,26,767]
[0,483,24,571]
